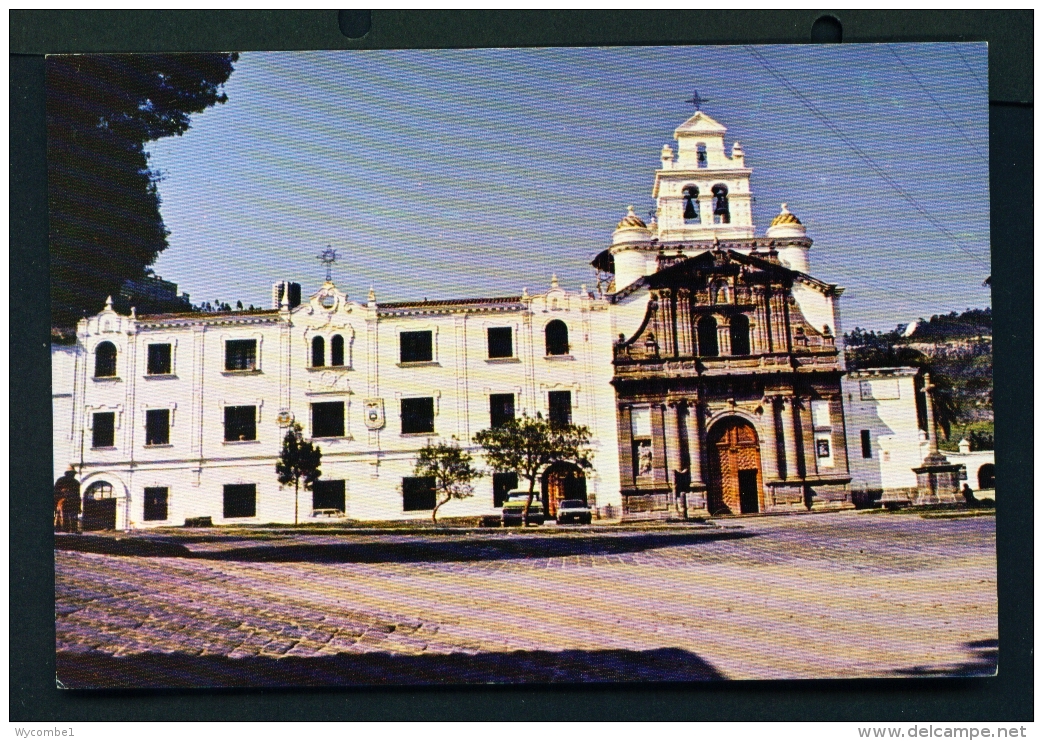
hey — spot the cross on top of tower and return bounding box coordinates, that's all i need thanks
[317,246,337,283]
[685,89,711,111]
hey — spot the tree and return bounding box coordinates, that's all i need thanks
[474,412,593,525]
[275,422,322,525]
[413,437,483,524]
[47,53,238,328]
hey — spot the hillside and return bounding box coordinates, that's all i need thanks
[845,308,993,451]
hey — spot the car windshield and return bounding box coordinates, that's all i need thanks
[561,500,585,508]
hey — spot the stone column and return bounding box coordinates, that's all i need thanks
[781,395,801,480]
[761,288,775,353]
[684,399,707,511]
[665,401,684,514]
[760,395,781,481]
[650,403,669,487]
[717,316,731,356]
[750,287,767,354]
[801,399,820,477]
[676,289,694,356]
[772,294,790,352]
[661,289,676,357]
[665,402,683,479]
[617,405,634,487]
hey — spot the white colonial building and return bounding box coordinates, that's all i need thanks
[52,108,948,529]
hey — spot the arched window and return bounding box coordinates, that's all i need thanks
[730,314,751,356]
[712,184,730,224]
[84,481,114,500]
[682,185,700,224]
[311,336,325,368]
[696,143,708,168]
[94,342,117,378]
[330,334,345,367]
[697,315,719,357]
[545,320,569,356]
[977,463,995,490]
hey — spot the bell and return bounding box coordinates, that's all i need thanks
[684,198,698,221]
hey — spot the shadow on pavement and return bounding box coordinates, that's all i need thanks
[893,639,998,677]
[55,529,754,564]
[56,646,724,687]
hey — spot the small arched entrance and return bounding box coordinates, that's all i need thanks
[707,418,764,515]
[83,481,118,530]
[977,463,995,491]
[542,462,587,517]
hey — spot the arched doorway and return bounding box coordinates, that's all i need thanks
[977,463,995,490]
[542,463,587,517]
[707,418,764,515]
[83,481,118,530]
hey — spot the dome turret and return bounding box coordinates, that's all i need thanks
[610,205,652,290]
[616,205,647,230]
[612,205,652,248]
[765,203,811,273]
[765,203,806,238]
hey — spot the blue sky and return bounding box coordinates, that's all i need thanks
[149,44,989,331]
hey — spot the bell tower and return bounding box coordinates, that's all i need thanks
[652,110,754,243]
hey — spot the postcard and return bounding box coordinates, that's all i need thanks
[50,44,994,687]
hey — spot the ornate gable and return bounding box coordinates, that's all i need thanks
[613,249,839,369]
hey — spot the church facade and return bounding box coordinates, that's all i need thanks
[52,109,930,529]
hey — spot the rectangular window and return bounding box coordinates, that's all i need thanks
[311,401,345,438]
[400,331,433,363]
[312,480,346,512]
[145,409,170,446]
[92,412,115,448]
[630,406,652,438]
[224,405,257,441]
[548,390,572,427]
[860,429,873,459]
[493,472,518,507]
[811,399,832,428]
[225,339,257,371]
[401,397,435,434]
[143,487,168,521]
[487,327,513,358]
[223,484,256,518]
[816,438,831,459]
[630,406,653,478]
[402,476,436,511]
[147,343,172,375]
[489,393,515,428]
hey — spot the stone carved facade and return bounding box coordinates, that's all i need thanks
[610,248,853,519]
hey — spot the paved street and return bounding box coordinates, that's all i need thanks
[54,512,996,687]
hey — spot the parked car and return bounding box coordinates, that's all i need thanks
[555,499,592,525]
[501,493,545,527]
[310,508,346,519]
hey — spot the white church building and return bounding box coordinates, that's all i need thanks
[52,109,943,530]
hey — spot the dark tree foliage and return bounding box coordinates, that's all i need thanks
[275,422,322,526]
[47,53,238,328]
[906,307,992,340]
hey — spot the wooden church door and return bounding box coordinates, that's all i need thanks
[707,419,764,515]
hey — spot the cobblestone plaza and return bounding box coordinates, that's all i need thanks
[55,512,996,687]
